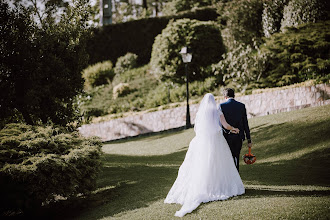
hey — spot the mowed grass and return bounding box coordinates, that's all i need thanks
[48,105,330,219]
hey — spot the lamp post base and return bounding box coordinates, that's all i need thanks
[186,104,191,129]
[185,63,191,129]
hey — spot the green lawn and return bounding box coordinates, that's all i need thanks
[47,104,330,219]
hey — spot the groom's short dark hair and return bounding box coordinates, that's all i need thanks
[223,88,235,98]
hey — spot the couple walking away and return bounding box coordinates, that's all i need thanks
[164,88,253,217]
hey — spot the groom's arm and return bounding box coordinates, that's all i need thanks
[242,105,252,144]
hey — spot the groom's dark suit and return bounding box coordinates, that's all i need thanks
[220,98,251,171]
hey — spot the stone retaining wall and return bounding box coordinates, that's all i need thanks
[78,83,330,141]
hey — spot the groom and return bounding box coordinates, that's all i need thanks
[220,88,252,171]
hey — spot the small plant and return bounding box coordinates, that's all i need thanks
[114,53,138,75]
[113,83,131,99]
[82,61,115,89]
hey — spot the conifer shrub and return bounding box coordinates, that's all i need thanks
[82,61,115,89]
[261,21,330,87]
[150,18,225,84]
[0,123,102,214]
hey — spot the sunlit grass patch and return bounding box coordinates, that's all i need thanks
[41,105,330,219]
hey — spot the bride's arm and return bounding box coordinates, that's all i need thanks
[220,114,239,133]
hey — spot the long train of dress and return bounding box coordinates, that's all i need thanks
[164,131,245,217]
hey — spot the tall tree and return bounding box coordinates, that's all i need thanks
[0,0,93,126]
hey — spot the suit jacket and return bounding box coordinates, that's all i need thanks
[220,99,251,143]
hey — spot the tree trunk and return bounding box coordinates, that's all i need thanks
[155,0,158,16]
[143,0,147,9]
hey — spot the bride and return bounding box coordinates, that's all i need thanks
[164,93,245,217]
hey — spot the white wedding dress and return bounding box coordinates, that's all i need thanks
[164,93,245,217]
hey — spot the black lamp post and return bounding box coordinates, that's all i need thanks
[179,47,192,129]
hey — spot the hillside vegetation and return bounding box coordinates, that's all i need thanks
[78,0,329,123]
[79,20,329,123]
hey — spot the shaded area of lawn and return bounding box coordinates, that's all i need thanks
[39,105,330,219]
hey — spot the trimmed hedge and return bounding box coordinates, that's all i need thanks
[87,7,219,66]
[0,123,102,214]
[114,53,138,75]
[150,18,225,84]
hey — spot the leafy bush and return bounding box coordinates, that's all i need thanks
[113,83,131,99]
[216,0,265,50]
[150,18,225,84]
[281,0,329,31]
[145,77,220,108]
[82,61,115,89]
[261,21,330,87]
[213,21,330,91]
[212,40,269,92]
[0,123,102,214]
[114,53,138,75]
[262,0,289,37]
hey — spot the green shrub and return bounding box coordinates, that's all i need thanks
[150,18,225,84]
[212,40,269,92]
[0,123,102,214]
[145,84,170,108]
[262,0,289,37]
[82,61,115,89]
[78,65,158,119]
[213,21,330,91]
[260,21,330,87]
[114,53,138,75]
[281,0,329,31]
[145,77,220,108]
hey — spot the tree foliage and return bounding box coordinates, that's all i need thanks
[150,18,225,84]
[162,0,216,16]
[0,0,93,126]
[262,0,289,37]
[216,0,265,50]
[281,0,329,31]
